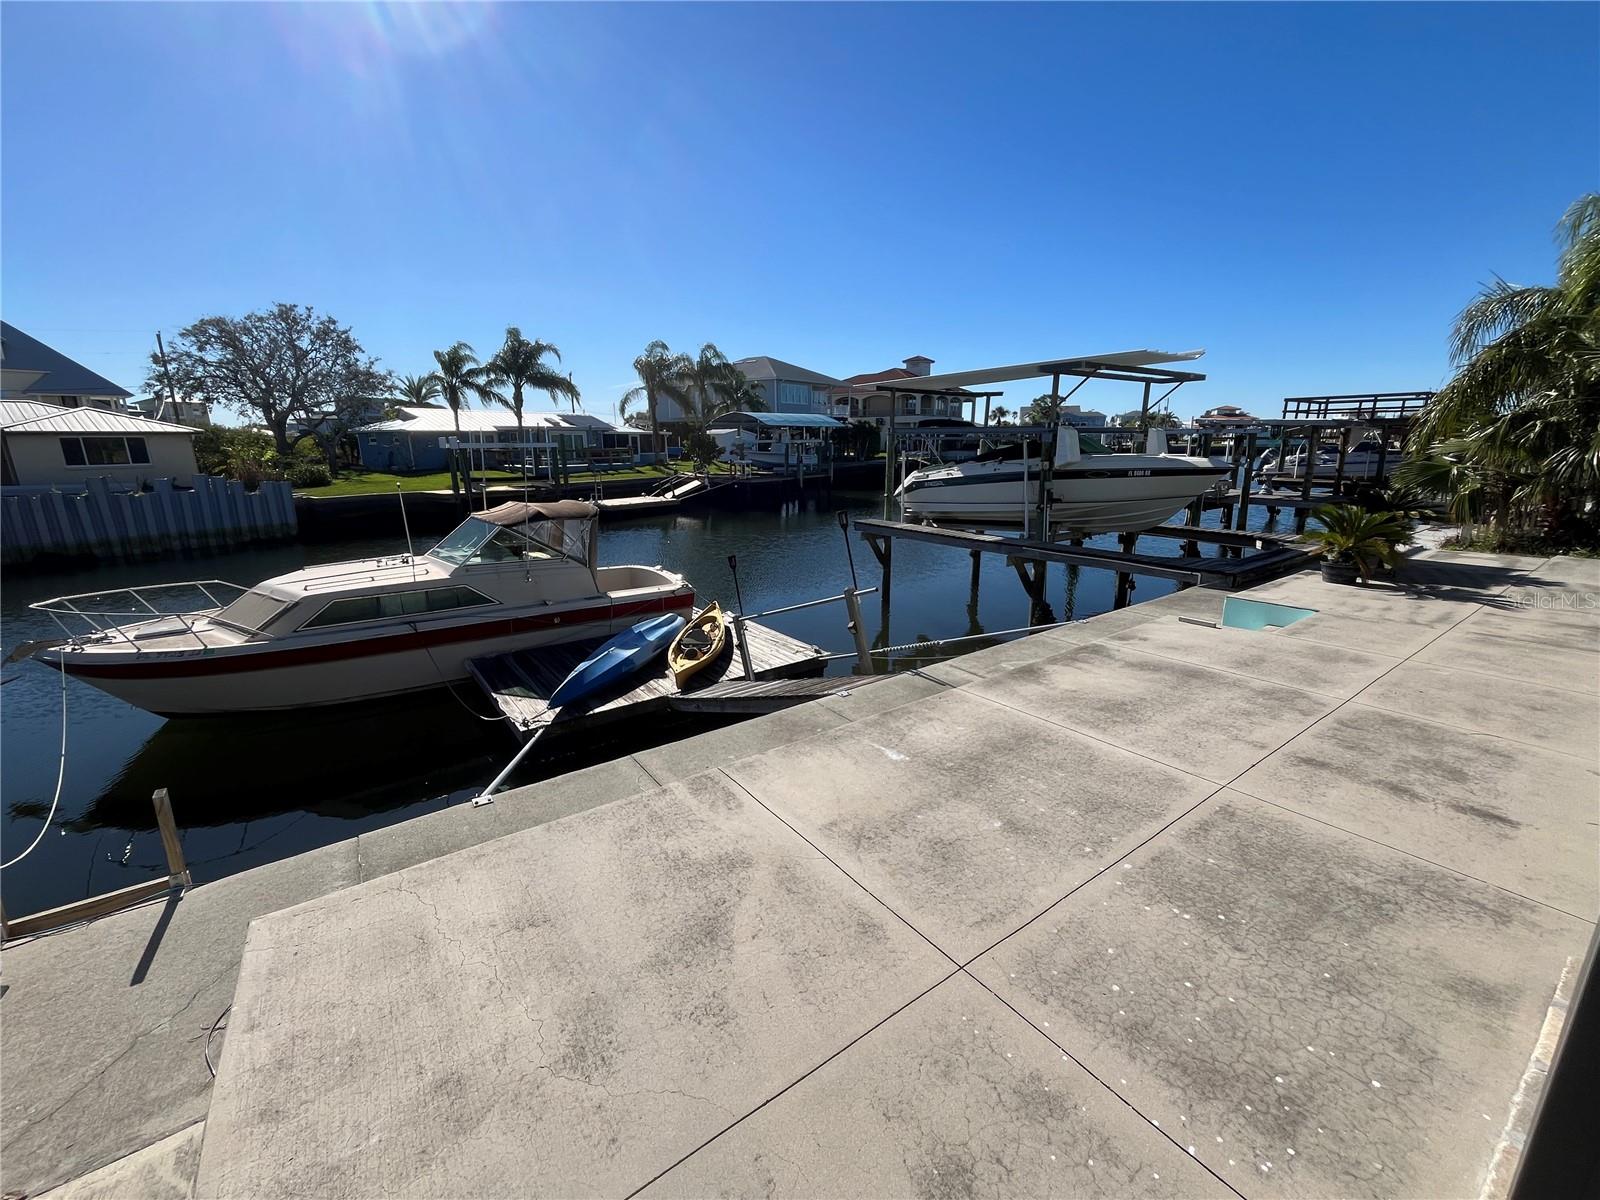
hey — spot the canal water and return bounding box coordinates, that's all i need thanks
[1,493,1288,914]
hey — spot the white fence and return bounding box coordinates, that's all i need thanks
[1,475,297,566]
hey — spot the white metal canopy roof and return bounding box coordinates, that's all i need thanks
[0,399,198,436]
[876,349,1206,393]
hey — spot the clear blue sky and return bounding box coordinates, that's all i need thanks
[4,2,1596,423]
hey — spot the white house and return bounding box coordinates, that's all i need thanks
[354,406,640,471]
[1,399,200,488]
[1,322,134,412]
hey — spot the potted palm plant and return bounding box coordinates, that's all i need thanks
[1305,504,1413,584]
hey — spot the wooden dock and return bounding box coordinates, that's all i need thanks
[855,517,1316,593]
[466,618,834,741]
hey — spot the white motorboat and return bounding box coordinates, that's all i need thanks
[1256,439,1396,482]
[30,501,694,717]
[898,427,1230,533]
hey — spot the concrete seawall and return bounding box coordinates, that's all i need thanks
[5,550,1596,1199]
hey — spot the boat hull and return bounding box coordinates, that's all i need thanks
[39,590,694,717]
[900,458,1227,532]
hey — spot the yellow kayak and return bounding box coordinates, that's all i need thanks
[669,600,727,689]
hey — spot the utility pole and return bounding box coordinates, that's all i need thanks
[155,331,181,422]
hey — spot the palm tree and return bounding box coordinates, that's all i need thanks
[392,372,440,415]
[1023,393,1065,425]
[1403,194,1600,542]
[487,327,581,445]
[1304,504,1413,581]
[620,340,691,461]
[428,342,499,495]
[990,406,1013,426]
[678,343,764,429]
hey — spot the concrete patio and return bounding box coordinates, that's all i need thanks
[6,550,1596,1199]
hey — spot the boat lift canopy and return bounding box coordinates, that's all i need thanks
[875,349,1207,392]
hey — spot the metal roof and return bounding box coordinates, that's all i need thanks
[0,399,197,435]
[731,357,841,387]
[710,410,844,429]
[0,322,133,399]
[356,406,619,434]
[876,349,1207,392]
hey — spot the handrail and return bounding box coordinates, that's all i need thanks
[743,587,878,621]
[29,580,255,654]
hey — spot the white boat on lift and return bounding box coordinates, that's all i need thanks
[29,501,694,717]
[708,411,843,469]
[899,427,1231,533]
[1256,439,1396,483]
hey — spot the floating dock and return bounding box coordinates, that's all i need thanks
[466,618,839,741]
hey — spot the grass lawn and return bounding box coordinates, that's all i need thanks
[295,463,723,497]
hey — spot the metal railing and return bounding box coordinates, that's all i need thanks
[1280,392,1433,422]
[30,580,253,652]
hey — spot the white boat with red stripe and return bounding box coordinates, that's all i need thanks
[29,501,693,717]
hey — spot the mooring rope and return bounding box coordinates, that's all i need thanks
[1,653,68,870]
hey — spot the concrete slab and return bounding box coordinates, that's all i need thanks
[1248,575,1473,625]
[195,772,954,1200]
[1412,623,1600,694]
[725,688,1217,963]
[966,641,1337,783]
[631,702,850,783]
[1354,661,1600,761]
[1129,585,1231,623]
[1528,555,1600,586]
[971,791,1591,1200]
[921,630,1097,681]
[38,1122,203,1200]
[0,840,360,1200]
[643,973,1228,1199]
[1460,603,1600,647]
[1107,617,1400,699]
[1276,610,1459,658]
[815,669,949,721]
[355,755,660,879]
[1233,704,1599,917]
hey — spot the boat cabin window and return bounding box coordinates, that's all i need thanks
[299,586,496,629]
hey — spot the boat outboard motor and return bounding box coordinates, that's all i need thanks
[1052,425,1081,466]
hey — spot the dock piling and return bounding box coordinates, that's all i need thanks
[152,788,191,889]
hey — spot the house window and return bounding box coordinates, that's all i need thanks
[59,436,151,467]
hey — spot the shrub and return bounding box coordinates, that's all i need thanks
[283,461,333,488]
[1304,504,1414,581]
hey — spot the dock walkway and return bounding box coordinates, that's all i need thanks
[4,551,1596,1200]
[466,618,829,739]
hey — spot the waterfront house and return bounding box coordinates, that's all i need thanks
[1056,404,1109,429]
[829,357,980,426]
[0,322,133,413]
[354,406,641,472]
[127,392,212,427]
[1,399,199,488]
[1194,404,1265,430]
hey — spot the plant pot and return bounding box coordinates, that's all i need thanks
[1321,559,1360,585]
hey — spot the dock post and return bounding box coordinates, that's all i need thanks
[1,898,9,943]
[843,587,872,674]
[151,788,191,889]
[1295,426,1318,532]
[1333,426,1351,499]
[969,549,982,594]
[1234,431,1258,540]
[732,613,756,681]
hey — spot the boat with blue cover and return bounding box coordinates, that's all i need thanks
[548,613,687,708]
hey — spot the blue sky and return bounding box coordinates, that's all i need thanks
[4,2,1596,423]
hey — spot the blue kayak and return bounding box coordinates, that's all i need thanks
[547,613,687,709]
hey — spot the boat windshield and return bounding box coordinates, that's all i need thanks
[428,515,587,566]
[970,434,1109,463]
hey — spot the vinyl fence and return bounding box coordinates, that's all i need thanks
[1,475,297,566]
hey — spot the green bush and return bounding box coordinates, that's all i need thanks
[283,460,333,488]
